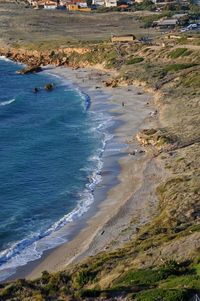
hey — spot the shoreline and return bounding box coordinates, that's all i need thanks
[24,66,162,280]
[4,64,162,282]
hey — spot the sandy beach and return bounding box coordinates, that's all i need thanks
[11,65,164,280]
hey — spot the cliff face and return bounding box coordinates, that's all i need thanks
[0,47,91,68]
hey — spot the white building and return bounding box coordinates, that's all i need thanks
[105,0,117,6]
[92,0,105,6]
[44,1,58,9]
[92,0,117,6]
[77,2,88,7]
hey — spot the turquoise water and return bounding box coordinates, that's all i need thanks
[0,58,112,281]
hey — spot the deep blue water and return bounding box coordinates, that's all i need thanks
[0,58,111,281]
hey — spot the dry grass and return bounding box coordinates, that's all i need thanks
[0,1,157,48]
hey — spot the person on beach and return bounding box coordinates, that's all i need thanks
[122,102,125,107]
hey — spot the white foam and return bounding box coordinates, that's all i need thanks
[0,56,11,62]
[0,56,24,66]
[0,98,15,107]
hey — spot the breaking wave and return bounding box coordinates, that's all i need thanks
[0,98,15,107]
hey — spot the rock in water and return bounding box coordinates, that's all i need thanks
[33,87,39,93]
[16,66,42,75]
[45,83,54,91]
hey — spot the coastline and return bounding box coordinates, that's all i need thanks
[15,65,163,280]
[0,0,200,294]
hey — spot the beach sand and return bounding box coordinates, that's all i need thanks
[16,66,164,280]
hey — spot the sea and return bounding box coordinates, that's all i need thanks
[0,57,119,281]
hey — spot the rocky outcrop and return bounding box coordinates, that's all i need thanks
[0,46,90,68]
[45,83,54,91]
[136,128,174,151]
[16,65,42,74]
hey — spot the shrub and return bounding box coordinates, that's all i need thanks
[168,48,191,59]
[0,284,16,298]
[75,288,101,298]
[164,64,196,72]
[142,128,157,135]
[114,261,189,288]
[73,269,97,288]
[135,288,188,301]
[31,291,44,301]
[140,15,162,28]
[100,291,112,298]
[181,71,200,88]
[42,273,67,296]
[41,270,50,282]
[126,57,144,65]
[43,282,58,296]
[161,275,200,290]
[135,0,156,11]
[159,260,184,278]
[114,269,165,287]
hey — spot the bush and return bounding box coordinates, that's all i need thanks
[135,0,156,11]
[73,269,97,288]
[135,288,188,301]
[161,275,200,290]
[126,57,144,65]
[168,48,192,59]
[114,269,165,287]
[181,70,200,88]
[164,63,196,72]
[41,270,50,283]
[140,15,162,28]
[114,261,188,288]
[75,288,101,298]
[42,273,69,296]
[159,260,184,278]
[0,284,16,298]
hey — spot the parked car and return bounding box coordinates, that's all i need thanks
[180,23,199,32]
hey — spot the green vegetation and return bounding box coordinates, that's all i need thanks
[135,288,188,301]
[113,261,187,288]
[135,0,156,11]
[164,63,196,72]
[140,12,172,28]
[181,70,200,88]
[1,260,200,300]
[126,57,144,65]
[168,48,192,59]
[73,268,97,288]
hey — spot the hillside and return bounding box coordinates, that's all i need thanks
[0,1,200,300]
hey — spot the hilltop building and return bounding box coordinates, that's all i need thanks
[28,0,59,8]
[111,34,136,42]
[92,0,105,6]
[44,0,58,8]
[155,18,178,28]
[151,0,189,5]
[92,0,117,6]
[105,0,117,6]
[65,0,91,10]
